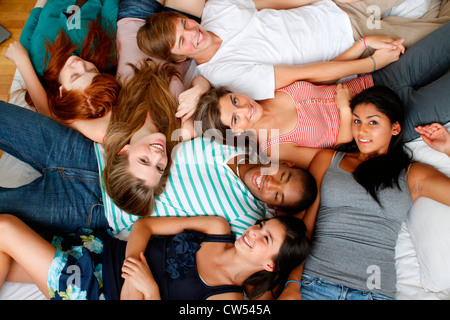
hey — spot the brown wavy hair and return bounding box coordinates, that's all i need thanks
[25,17,119,122]
[137,11,187,62]
[102,62,181,217]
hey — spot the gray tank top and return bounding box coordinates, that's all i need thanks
[303,152,413,298]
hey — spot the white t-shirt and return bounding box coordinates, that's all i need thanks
[198,0,354,100]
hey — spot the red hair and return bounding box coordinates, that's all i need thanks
[26,17,119,122]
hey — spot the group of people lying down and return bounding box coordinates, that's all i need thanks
[0,0,449,300]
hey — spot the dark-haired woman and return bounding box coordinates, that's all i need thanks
[0,215,310,300]
[294,85,450,300]
[195,22,450,169]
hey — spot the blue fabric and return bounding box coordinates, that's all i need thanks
[300,273,393,300]
[48,228,109,300]
[0,101,108,233]
[117,0,201,23]
[372,22,450,142]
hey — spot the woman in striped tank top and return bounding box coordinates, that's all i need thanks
[195,23,450,169]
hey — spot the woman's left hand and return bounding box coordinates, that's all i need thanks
[121,252,161,300]
[415,123,450,156]
[364,36,405,54]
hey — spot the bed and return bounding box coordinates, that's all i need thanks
[0,0,449,300]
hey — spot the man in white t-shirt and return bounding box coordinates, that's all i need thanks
[136,0,422,100]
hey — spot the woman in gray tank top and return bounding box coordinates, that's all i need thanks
[283,85,450,300]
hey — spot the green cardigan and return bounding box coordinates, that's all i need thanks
[20,0,119,76]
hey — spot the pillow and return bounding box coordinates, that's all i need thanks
[406,197,450,293]
[384,0,431,19]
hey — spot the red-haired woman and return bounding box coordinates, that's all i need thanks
[5,0,120,143]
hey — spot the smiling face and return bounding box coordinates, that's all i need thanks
[219,93,263,134]
[352,102,401,156]
[240,164,305,210]
[237,219,286,272]
[59,55,99,91]
[171,17,210,59]
[119,132,168,188]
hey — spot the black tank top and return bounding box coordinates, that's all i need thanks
[102,230,243,300]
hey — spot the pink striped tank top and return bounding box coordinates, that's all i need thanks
[260,74,374,150]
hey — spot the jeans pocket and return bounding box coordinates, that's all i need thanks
[301,274,320,289]
[56,167,99,184]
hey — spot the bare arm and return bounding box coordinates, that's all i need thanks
[274,47,402,90]
[332,35,405,62]
[302,149,335,239]
[408,162,450,206]
[5,41,50,116]
[121,216,230,299]
[415,123,450,157]
[68,111,111,143]
[334,83,354,146]
[276,150,335,300]
[267,143,322,170]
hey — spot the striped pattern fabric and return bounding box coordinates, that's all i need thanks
[94,138,273,238]
[261,74,374,151]
[153,138,273,236]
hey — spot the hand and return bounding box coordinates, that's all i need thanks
[121,252,160,300]
[335,83,354,111]
[5,41,29,65]
[371,46,403,70]
[415,123,450,156]
[175,76,210,123]
[363,36,405,54]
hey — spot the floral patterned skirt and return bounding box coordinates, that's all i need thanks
[47,228,108,300]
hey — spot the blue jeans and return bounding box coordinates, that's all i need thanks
[372,22,450,142]
[300,273,393,300]
[0,101,108,233]
[118,0,201,23]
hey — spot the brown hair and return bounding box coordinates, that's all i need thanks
[194,86,233,143]
[102,62,181,216]
[137,11,187,62]
[26,17,119,122]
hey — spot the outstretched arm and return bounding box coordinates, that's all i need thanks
[274,38,404,90]
[5,41,50,116]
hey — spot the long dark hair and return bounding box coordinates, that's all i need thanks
[244,215,310,299]
[336,86,412,205]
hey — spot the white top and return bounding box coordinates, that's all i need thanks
[198,0,354,100]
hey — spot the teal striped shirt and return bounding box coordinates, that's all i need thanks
[94,138,273,239]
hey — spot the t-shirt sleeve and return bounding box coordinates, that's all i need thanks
[19,7,43,52]
[100,0,119,32]
[200,62,276,100]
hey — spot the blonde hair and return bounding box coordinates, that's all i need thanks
[102,62,180,216]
